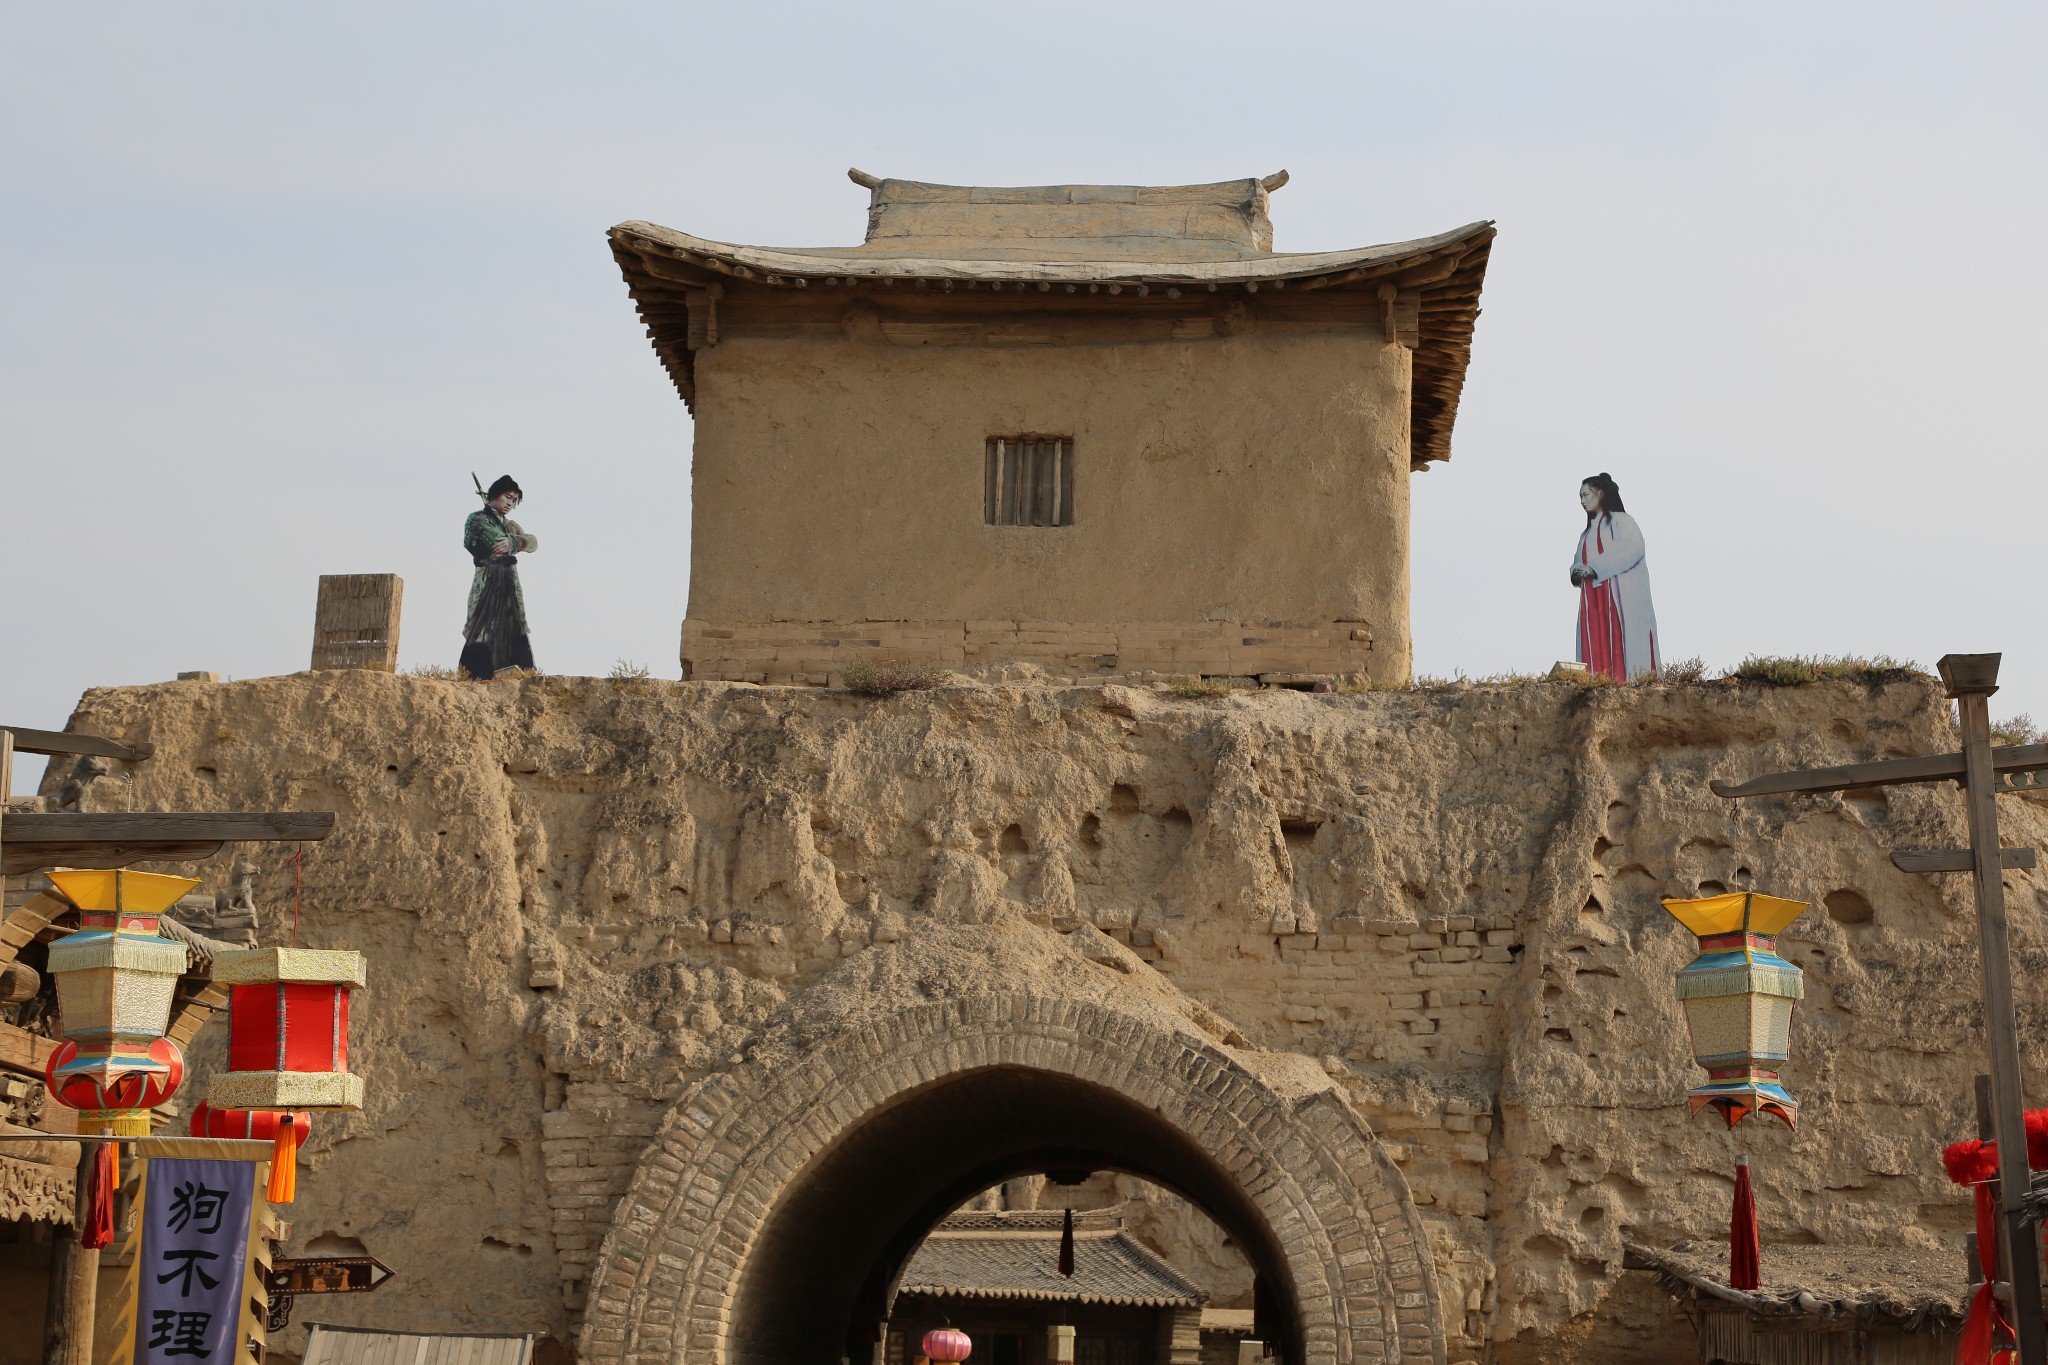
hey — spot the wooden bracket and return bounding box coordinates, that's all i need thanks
[685,284,722,350]
[1377,285,1418,348]
[1893,846,2037,874]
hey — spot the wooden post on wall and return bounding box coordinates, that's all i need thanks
[309,574,404,671]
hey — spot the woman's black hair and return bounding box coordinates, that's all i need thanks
[486,475,523,503]
[1581,472,1624,521]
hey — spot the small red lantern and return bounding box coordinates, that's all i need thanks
[207,947,366,1112]
[44,1037,184,1136]
[188,1103,313,1142]
[923,1329,972,1364]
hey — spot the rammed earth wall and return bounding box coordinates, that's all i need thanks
[48,670,2048,1365]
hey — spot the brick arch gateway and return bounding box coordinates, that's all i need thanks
[579,992,1443,1365]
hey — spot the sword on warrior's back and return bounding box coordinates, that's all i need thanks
[471,472,519,556]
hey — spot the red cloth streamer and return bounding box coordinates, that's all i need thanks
[1940,1118,2047,1364]
[1729,1157,1760,1291]
[81,1143,117,1249]
[1958,1182,2011,1365]
[266,1114,299,1204]
[1057,1207,1074,1278]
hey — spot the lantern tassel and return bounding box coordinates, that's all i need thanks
[81,1142,117,1249]
[1058,1206,1074,1278]
[1729,1155,1760,1291]
[267,1114,299,1204]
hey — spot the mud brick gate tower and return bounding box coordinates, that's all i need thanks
[609,172,1493,686]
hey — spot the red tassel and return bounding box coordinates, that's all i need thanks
[1729,1156,1760,1291]
[81,1143,117,1249]
[1946,1137,2000,1187]
[266,1114,299,1204]
[1944,1108,2048,1189]
[1057,1207,1074,1278]
[2026,1109,2048,1170]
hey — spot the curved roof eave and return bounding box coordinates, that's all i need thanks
[607,217,1495,465]
[610,219,1492,285]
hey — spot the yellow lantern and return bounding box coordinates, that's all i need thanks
[1660,890,1809,1129]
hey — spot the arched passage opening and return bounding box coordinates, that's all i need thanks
[734,1065,1300,1363]
[580,991,1443,1365]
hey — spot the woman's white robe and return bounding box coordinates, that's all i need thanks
[1574,510,1660,679]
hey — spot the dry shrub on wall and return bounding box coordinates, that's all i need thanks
[1655,656,1708,683]
[1725,654,1921,686]
[403,664,463,680]
[1169,676,1234,699]
[842,659,949,696]
[1992,713,2043,746]
[608,659,655,694]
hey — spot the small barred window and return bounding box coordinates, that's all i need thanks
[984,436,1074,527]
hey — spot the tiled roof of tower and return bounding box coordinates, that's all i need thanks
[607,171,1494,467]
[896,1209,1208,1308]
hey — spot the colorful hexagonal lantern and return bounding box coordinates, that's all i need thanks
[43,869,198,1134]
[1661,890,1809,1129]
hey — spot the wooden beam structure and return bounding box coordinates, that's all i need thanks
[2,811,336,876]
[0,727,153,763]
[1714,652,2047,1365]
[1892,847,2037,873]
[1711,740,2048,799]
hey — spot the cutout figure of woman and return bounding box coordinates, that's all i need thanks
[1570,472,1658,682]
[460,475,539,679]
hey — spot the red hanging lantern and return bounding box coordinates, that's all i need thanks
[43,1036,184,1136]
[187,1103,313,1142]
[923,1329,972,1364]
[207,947,366,1112]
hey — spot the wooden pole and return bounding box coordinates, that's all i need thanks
[42,1143,97,1365]
[15,727,98,1365]
[1949,654,2045,1364]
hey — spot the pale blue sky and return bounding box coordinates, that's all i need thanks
[4,3,2045,782]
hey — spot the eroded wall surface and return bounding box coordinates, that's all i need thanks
[49,672,2048,1364]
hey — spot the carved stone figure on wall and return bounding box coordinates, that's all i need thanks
[214,856,261,943]
[58,755,110,812]
[165,856,260,947]
[1569,472,1660,682]
[460,474,540,680]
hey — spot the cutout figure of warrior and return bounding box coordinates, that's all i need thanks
[1569,472,1659,682]
[460,474,539,680]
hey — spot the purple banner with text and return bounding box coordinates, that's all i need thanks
[135,1157,254,1364]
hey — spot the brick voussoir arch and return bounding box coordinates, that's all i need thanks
[581,991,1445,1365]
